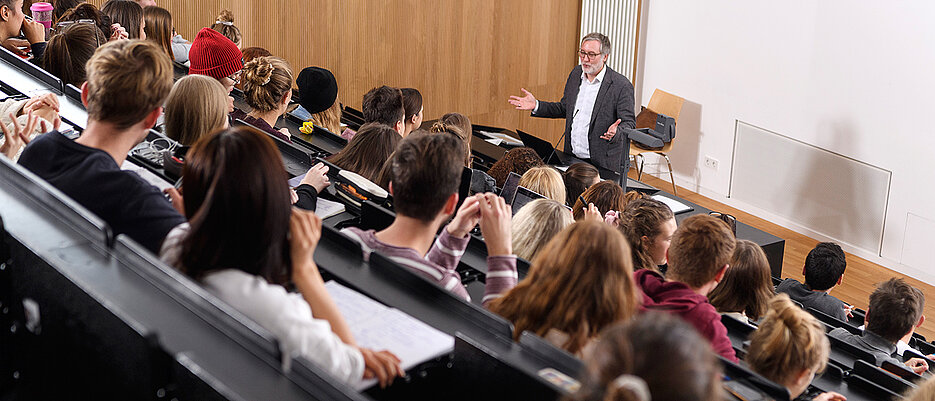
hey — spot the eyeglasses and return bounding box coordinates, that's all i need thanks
[226,70,242,85]
[578,50,603,60]
[709,211,737,236]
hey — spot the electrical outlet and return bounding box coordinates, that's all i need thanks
[704,156,719,171]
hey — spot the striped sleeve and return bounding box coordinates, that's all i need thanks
[481,255,518,307]
[425,225,470,274]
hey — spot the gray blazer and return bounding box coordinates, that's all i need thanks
[532,65,635,172]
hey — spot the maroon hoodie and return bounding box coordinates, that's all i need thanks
[634,269,738,362]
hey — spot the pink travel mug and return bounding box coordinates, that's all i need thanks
[30,2,53,40]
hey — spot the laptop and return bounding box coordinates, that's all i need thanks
[517,129,562,165]
[511,186,547,216]
[499,172,522,204]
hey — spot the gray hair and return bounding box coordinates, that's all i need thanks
[581,32,612,55]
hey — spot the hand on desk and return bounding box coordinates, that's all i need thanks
[600,119,622,141]
[359,347,404,388]
[1,38,29,57]
[301,162,331,193]
[812,391,847,401]
[905,357,929,374]
[508,88,537,111]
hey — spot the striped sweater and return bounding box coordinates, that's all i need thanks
[341,226,517,307]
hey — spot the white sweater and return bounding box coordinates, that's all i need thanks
[160,225,364,383]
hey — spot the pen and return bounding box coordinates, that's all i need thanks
[579,195,587,206]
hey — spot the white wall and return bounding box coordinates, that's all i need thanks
[638,1,935,284]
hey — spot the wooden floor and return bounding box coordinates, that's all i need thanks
[631,172,935,340]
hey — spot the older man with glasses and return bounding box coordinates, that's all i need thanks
[509,32,635,180]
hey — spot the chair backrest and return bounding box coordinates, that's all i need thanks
[647,89,685,124]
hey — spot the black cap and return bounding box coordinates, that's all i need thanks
[296,66,338,115]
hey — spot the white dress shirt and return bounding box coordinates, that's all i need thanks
[159,225,365,383]
[569,65,606,159]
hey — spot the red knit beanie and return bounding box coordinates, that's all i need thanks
[188,28,243,80]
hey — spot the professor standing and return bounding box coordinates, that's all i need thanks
[509,32,635,176]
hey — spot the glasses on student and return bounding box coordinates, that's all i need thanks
[578,50,602,60]
[226,71,242,85]
[709,211,737,236]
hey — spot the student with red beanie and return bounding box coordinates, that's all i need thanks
[188,27,242,112]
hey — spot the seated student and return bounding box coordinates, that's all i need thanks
[708,239,775,322]
[57,3,123,42]
[438,112,496,194]
[42,23,104,87]
[362,85,406,136]
[326,122,399,183]
[101,0,144,39]
[746,294,847,401]
[563,162,599,207]
[490,221,639,356]
[294,66,342,133]
[486,146,544,188]
[0,93,59,160]
[164,75,228,146]
[53,0,83,23]
[400,88,423,137]
[518,166,566,203]
[340,131,517,306]
[159,126,403,386]
[0,0,46,59]
[511,198,572,261]
[142,6,172,60]
[209,9,241,48]
[776,242,851,322]
[230,56,294,143]
[188,27,242,110]
[19,40,184,254]
[829,278,930,374]
[634,214,738,361]
[565,313,722,401]
[572,180,625,221]
[619,198,675,274]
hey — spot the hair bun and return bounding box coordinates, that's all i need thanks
[217,9,234,23]
[244,57,274,86]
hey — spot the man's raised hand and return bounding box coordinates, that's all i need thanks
[508,88,537,111]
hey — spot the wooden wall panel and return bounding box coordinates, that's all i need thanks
[89,0,581,146]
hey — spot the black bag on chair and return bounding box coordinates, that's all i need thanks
[630,113,676,150]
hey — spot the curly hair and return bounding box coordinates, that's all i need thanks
[486,147,544,188]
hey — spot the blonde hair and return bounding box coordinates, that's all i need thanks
[489,221,640,355]
[210,9,241,46]
[85,39,173,129]
[746,294,829,389]
[311,96,342,134]
[906,376,935,401]
[164,75,229,145]
[242,56,293,113]
[512,199,573,260]
[519,166,566,203]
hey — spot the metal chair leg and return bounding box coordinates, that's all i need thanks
[637,154,645,180]
[662,153,676,196]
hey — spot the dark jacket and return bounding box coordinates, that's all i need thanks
[532,65,635,172]
[776,278,849,322]
[634,269,738,362]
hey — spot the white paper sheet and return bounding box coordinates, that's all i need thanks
[651,194,693,214]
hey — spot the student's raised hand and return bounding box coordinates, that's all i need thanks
[358,347,404,388]
[110,23,128,41]
[583,203,602,222]
[478,193,513,256]
[812,391,847,401]
[300,162,330,192]
[843,303,855,319]
[905,357,929,374]
[22,19,45,45]
[447,194,481,238]
[1,111,37,160]
[508,88,537,111]
[1,38,29,57]
[600,119,622,141]
[289,208,322,275]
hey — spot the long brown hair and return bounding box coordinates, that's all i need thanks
[101,0,143,39]
[43,23,105,86]
[488,221,640,354]
[178,127,292,284]
[746,294,829,390]
[619,198,674,272]
[566,313,722,401]
[164,75,229,146]
[326,122,401,183]
[572,180,626,220]
[708,240,774,320]
[439,113,473,166]
[143,6,172,59]
[563,162,599,206]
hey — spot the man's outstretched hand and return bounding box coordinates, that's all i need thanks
[508,88,537,111]
[600,119,622,141]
